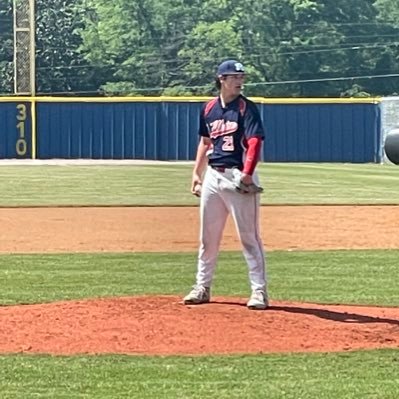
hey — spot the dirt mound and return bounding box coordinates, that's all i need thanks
[1,296,398,355]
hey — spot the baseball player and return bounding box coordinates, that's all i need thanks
[183,59,268,310]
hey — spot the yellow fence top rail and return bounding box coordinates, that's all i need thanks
[0,95,382,104]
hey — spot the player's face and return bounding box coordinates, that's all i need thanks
[221,74,245,96]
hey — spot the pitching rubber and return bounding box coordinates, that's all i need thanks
[384,129,399,165]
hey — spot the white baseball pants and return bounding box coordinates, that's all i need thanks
[195,166,267,292]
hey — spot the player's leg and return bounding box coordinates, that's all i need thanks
[184,168,229,304]
[230,193,266,290]
[223,177,268,309]
[196,168,229,287]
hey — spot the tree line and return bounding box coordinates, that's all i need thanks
[1,0,399,97]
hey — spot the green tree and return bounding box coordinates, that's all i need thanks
[3,0,399,96]
[371,0,399,95]
[36,0,99,94]
[0,0,97,95]
[239,0,399,97]
[80,0,399,97]
[79,0,206,95]
[239,0,377,97]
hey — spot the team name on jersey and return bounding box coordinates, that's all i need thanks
[209,120,238,139]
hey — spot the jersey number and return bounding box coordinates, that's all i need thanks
[222,136,234,151]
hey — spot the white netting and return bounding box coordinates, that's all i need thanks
[14,0,34,94]
[380,97,399,164]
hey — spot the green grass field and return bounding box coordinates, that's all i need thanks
[0,351,398,399]
[0,250,398,306]
[0,162,398,398]
[0,162,398,206]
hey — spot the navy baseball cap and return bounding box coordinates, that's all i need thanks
[217,60,245,76]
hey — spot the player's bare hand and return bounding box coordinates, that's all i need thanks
[192,183,202,197]
[191,174,202,196]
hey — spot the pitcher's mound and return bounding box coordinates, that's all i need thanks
[1,296,398,355]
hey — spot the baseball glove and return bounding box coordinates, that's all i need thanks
[232,169,264,194]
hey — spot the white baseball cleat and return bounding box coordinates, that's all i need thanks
[247,290,268,310]
[183,285,210,305]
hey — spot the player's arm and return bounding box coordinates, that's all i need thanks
[191,136,211,193]
[241,136,262,185]
[241,102,265,185]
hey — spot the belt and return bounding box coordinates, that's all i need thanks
[211,166,228,172]
[210,165,241,172]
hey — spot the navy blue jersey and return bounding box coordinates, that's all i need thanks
[198,95,265,169]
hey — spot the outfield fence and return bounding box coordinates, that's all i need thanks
[0,96,382,162]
